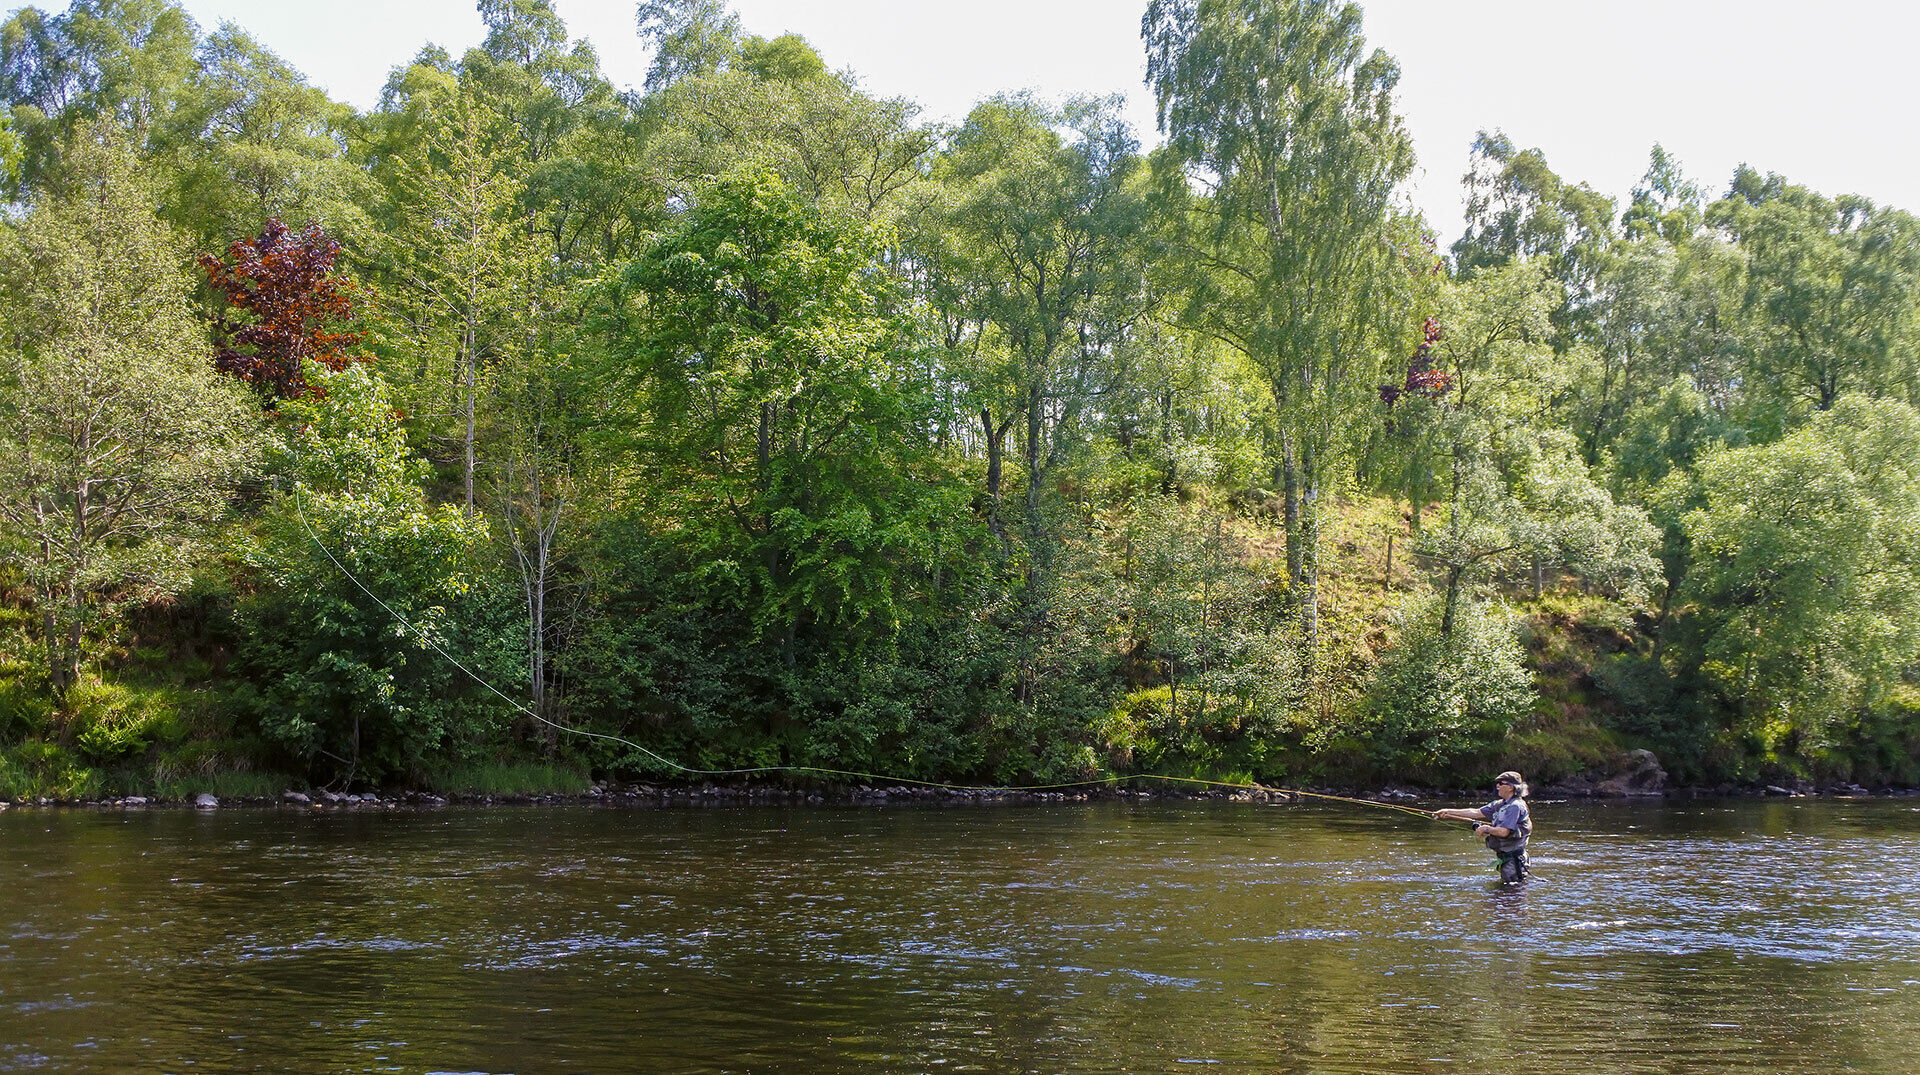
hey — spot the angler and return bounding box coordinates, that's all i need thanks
[1435,771,1532,882]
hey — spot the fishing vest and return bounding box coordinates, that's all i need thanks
[1482,796,1530,854]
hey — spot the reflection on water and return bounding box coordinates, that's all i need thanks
[4,800,1920,1073]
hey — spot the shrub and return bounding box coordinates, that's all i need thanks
[1351,593,1534,770]
[65,679,184,763]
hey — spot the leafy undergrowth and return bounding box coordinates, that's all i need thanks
[423,761,594,796]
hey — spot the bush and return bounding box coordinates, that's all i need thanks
[65,678,185,763]
[1351,593,1534,771]
[234,365,516,784]
[0,669,55,742]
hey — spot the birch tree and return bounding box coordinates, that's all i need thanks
[0,132,258,699]
[1143,0,1415,669]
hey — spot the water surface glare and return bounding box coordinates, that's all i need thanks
[4,799,1918,1073]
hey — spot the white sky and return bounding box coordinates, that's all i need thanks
[35,0,1920,245]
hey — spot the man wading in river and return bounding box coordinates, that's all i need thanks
[1435,772,1532,882]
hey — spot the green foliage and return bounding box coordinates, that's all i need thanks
[65,677,182,762]
[0,677,53,741]
[1352,594,1534,771]
[1118,495,1301,736]
[1707,171,1920,412]
[0,0,200,198]
[0,110,19,185]
[3,0,1920,793]
[1415,424,1660,641]
[235,364,509,786]
[636,19,928,223]
[158,23,368,249]
[1144,0,1420,662]
[1451,131,1617,342]
[1672,395,1920,761]
[424,759,590,795]
[556,519,991,780]
[598,169,972,649]
[0,129,261,698]
[0,740,100,799]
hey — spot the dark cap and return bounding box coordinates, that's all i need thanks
[1495,771,1523,786]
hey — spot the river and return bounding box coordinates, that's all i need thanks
[4,798,1918,1073]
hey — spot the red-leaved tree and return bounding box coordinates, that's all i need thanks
[200,218,363,400]
[1379,317,1453,407]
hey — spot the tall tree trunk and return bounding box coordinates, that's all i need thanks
[1024,383,1044,530]
[1279,447,1302,587]
[982,407,1007,545]
[462,317,478,517]
[1441,564,1464,639]
[1648,574,1679,664]
[1297,444,1320,661]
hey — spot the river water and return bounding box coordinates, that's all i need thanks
[3,798,1918,1073]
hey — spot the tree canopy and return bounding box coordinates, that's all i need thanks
[2,0,1919,795]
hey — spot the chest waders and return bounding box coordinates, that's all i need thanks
[1489,797,1530,882]
[1495,846,1529,883]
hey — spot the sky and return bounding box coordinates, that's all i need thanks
[54,0,1920,245]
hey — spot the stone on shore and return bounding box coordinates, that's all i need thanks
[283,791,311,804]
[194,793,219,808]
[1596,749,1668,797]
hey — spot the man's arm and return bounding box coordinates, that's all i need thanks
[1434,806,1510,836]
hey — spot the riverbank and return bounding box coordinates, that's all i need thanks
[5,778,1917,811]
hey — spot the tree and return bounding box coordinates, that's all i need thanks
[237,363,501,785]
[464,0,619,175]
[1673,395,1920,761]
[158,22,366,250]
[914,94,1147,547]
[636,20,930,224]
[200,216,363,400]
[0,0,198,197]
[0,130,259,699]
[1707,170,1920,413]
[1373,260,1559,533]
[596,169,966,670]
[1143,0,1416,664]
[635,0,741,93]
[1622,143,1705,245]
[1358,592,1533,771]
[372,84,530,514]
[1450,130,1617,344]
[1120,495,1295,751]
[1415,426,1658,639]
[0,109,20,182]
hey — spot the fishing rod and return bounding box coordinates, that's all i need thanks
[292,487,1456,824]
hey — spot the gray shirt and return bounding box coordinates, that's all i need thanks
[1478,797,1530,853]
